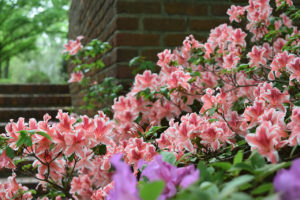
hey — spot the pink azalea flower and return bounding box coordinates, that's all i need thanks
[70,174,94,200]
[246,121,281,163]
[258,83,290,111]
[288,107,300,146]
[259,108,287,138]
[157,49,173,68]
[223,53,240,70]
[227,5,245,22]
[247,46,267,67]
[32,151,65,182]
[244,100,266,127]
[56,109,76,133]
[91,183,114,200]
[65,129,89,158]
[0,174,32,200]
[280,13,293,28]
[68,71,84,83]
[273,38,287,54]
[63,35,84,55]
[231,28,247,47]
[269,51,295,80]
[287,57,300,84]
[0,150,15,169]
[132,70,158,93]
[167,70,192,91]
[200,88,216,114]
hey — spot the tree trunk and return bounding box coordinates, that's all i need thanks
[4,59,9,79]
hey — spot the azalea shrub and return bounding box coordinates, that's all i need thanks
[1,0,300,199]
[65,37,123,114]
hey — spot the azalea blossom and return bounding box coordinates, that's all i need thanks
[68,71,84,83]
[63,35,84,55]
[246,121,281,163]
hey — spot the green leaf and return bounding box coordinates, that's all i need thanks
[16,135,26,147]
[139,181,165,200]
[233,150,243,165]
[22,164,32,171]
[28,189,37,195]
[208,118,219,123]
[262,193,281,200]
[5,146,15,159]
[290,144,298,158]
[230,192,253,200]
[249,151,265,169]
[255,162,290,181]
[68,153,75,162]
[229,163,254,174]
[161,151,176,166]
[93,144,107,155]
[208,107,216,116]
[251,183,273,195]
[35,131,52,140]
[24,137,32,147]
[146,126,166,137]
[211,162,232,171]
[198,161,212,181]
[220,175,254,198]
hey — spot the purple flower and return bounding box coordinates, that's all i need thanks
[273,158,300,200]
[141,155,199,200]
[175,165,200,188]
[107,154,140,200]
[141,156,177,200]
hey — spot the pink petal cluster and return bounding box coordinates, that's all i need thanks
[68,71,84,83]
[0,174,33,200]
[2,0,300,198]
[227,5,245,23]
[63,35,84,55]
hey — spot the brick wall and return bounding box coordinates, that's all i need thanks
[68,0,300,115]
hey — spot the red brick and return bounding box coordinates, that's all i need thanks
[141,48,164,61]
[116,64,135,79]
[117,1,161,14]
[143,18,187,31]
[102,49,117,67]
[117,17,139,30]
[164,2,207,16]
[230,0,248,3]
[117,48,139,62]
[113,33,160,46]
[190,19,228,31]
[193,34,208,42]
[211,4,231,16]
[163,34,187,46]
[88,2,116,39]
[98,22,117,42]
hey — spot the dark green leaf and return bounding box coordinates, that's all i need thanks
[220,175,254,198]
[211,162,232,171]
[230,163,254,173]
[139,181,165,200]
[24,137,32,147]
[249,151,265,169]
[251,183,273,195]
[16,136,26,147]
[5,146,15,159]
[233,150,243,165]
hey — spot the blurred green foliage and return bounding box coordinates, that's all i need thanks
[0,0,70,82]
